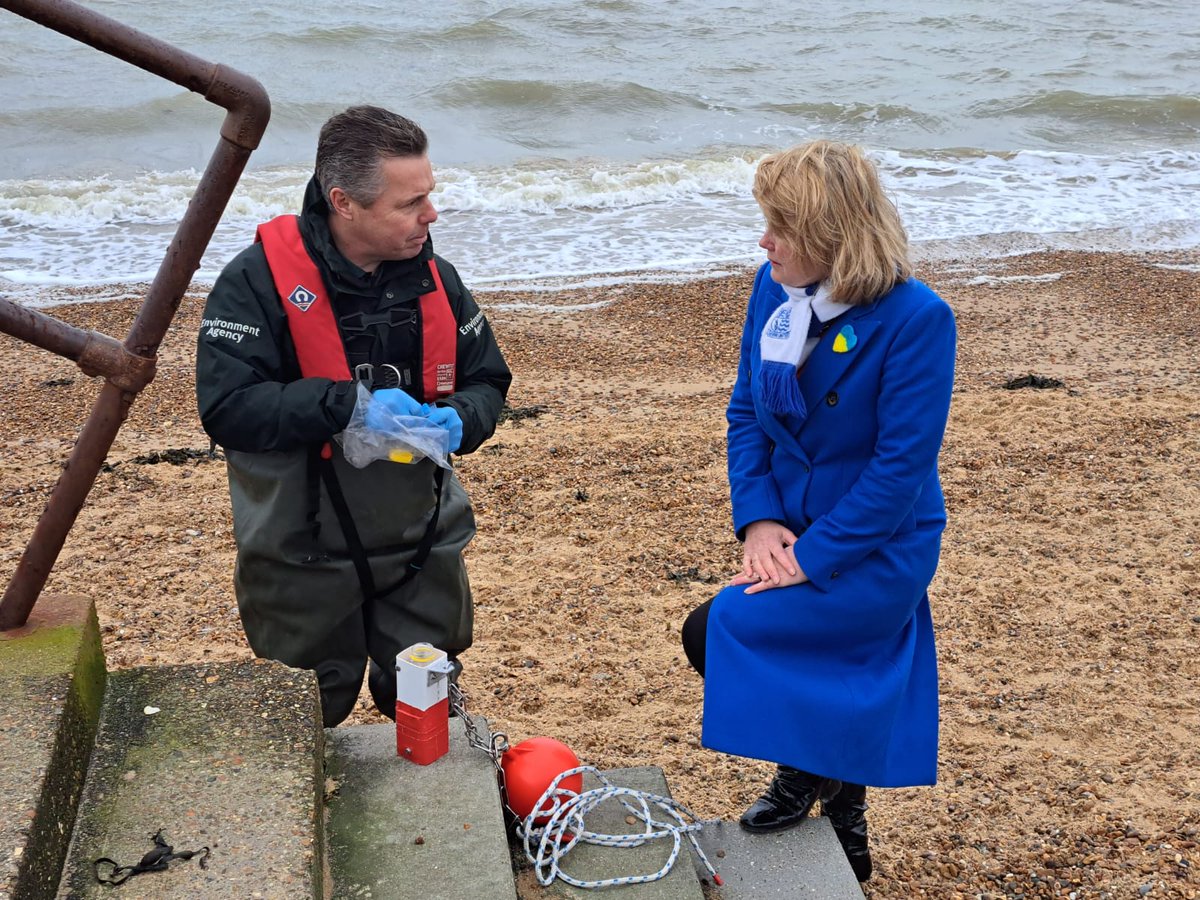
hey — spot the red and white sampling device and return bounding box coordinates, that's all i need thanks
[395,642,455,765]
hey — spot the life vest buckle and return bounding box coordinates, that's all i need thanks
[339,306,418,334]
[353,363,404,390]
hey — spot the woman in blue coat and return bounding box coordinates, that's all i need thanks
[681,141,956,882]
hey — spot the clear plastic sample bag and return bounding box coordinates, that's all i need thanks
[337,383,452,469]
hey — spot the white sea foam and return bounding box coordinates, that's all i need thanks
[1,147,1198,305]
[486,299,614,312]
[953,273,1064,287]
[434,156,761,213]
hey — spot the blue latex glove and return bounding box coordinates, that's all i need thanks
[426,404,463,453]
[365,388,427,431]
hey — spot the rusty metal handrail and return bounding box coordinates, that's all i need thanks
[0,0,271,630]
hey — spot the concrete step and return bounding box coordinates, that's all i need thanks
[325,729,710,900]
[0,595,105,900]
[55,660,325,900]
[4,600,867,900]
[324,721,517,900]
[691,818,865,899]
[324,724,864,899]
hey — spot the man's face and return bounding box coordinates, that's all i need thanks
[337,155,438,269]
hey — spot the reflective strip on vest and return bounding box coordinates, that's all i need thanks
[255,214,457,400]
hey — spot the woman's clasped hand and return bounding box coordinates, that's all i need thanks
[732,520,807,592]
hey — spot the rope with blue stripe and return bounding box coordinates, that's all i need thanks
[516,765,723,889]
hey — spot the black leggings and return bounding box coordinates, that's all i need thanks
[681,597,713,678]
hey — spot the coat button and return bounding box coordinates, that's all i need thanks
[831,571,840,579]
[385,291,394,299]
[421,279,431,288]
[825,391,839,407]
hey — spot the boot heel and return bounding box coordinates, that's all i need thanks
[822,782,872,882]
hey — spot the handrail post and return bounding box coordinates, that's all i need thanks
[0,0,271,629]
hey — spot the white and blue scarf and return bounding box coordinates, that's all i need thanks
[756,281,852,416]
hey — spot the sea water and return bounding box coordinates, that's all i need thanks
[1,0,1198,305]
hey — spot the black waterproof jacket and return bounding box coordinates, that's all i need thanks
[197,177,511,453]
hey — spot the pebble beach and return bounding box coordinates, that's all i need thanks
[2,249,1199,898]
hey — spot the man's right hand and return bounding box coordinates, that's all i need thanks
[365,388,428,430]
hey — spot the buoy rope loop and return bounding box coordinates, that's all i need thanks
[516,765,720,889]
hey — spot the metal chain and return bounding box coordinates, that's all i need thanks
[448,681,509,769]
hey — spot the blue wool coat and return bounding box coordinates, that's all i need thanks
[702,263,956,787]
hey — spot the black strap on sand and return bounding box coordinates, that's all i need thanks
[318,458,445,600]
[94,830,209,886]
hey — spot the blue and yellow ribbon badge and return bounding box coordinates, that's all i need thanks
[832,324,858,353]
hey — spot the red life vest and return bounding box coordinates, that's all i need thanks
[255,214,458,400]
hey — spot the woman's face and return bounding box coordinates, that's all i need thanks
[759,225,828,288]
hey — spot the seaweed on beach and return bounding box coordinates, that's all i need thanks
[665,565,719,585]
[498,404,547,425]
[1001,374,1065,390]
[133,448,220,465]
[101,447,222,472]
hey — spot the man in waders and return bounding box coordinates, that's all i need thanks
[196,106,512,727]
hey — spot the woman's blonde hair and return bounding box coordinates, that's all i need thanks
[753,141,911,304]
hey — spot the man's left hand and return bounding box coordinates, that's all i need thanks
[426,405,463,453]
[366,388,428,431]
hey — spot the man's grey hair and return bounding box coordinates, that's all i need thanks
[315,106,428,207]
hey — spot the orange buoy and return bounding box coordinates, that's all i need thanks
[500,737,583,822]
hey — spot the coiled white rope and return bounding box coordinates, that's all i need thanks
[516,765,723,889]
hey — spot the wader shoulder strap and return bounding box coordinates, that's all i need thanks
[317,459,447,600]
[398,465,447,590]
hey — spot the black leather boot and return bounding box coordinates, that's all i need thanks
[739,766,842,833]
[822,781,872,882]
